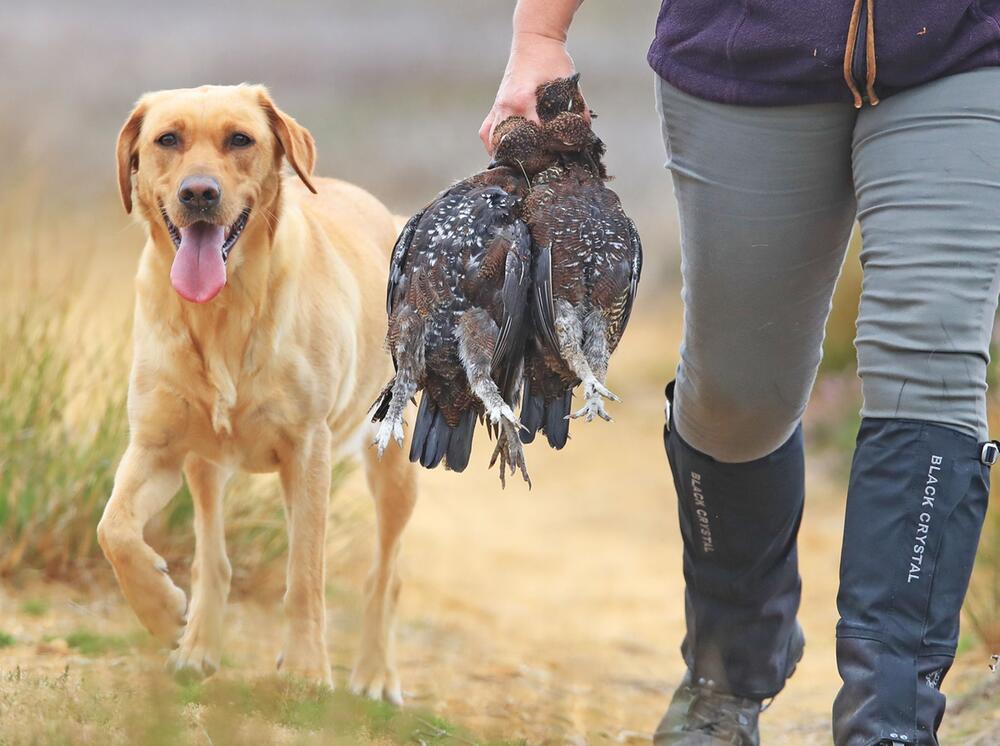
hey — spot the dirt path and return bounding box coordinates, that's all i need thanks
[380,347,842,743]
[1,314,995,744]
[351,314,996,743]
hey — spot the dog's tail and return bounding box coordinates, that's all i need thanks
[409,393,476,472]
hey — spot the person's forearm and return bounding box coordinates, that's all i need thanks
[512,0,582,45]
[479,0,585,150]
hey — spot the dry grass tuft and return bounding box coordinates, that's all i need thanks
[0,306,128,575]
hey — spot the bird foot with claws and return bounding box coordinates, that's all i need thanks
[485,400,521,429]
[373,417,405,457]
[489,418,532,488]
[569,378,619,422]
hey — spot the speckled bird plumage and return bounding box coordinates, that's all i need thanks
[518,78,643,449]
[372,166,533,485]
[373,74,641,484]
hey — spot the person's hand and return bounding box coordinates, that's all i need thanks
[479,33,588,155]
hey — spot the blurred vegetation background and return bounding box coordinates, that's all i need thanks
[0,2,996,741]
[0,0,678,580]
[1,0,996,650]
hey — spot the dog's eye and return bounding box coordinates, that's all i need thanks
[156,133,178,147]
[230,132,254,148]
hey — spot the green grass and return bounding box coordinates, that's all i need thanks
[152,676,525,745]
[0,631,15,648]
[0,667,523,746]
[20,598,49,616]
[63,629,132,657]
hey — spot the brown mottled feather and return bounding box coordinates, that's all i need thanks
[378,166,533,471]
[518,76,642,448]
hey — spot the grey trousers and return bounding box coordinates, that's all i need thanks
[656,69,1000,463]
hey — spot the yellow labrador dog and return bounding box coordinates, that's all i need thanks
[98,84,416,703]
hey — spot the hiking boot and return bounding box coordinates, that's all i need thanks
[653,674,762,745]
[654,623,805,746]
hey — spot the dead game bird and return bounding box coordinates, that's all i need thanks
[490,116,551,175]
[535,72,589,121]
[519,77,643,449]
[372,166,533,485]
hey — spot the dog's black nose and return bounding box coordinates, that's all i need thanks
[178,175,221,210]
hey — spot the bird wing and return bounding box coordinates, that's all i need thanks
[491,221,533,405]
[491,221,532,371]
[531,241,561,359]
[616,216,643,340]
[386,209,424,315]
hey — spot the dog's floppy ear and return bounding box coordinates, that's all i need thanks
[116,99,147,214]
[258,89,318,194]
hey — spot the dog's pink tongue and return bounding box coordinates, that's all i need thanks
[170,222,227,303]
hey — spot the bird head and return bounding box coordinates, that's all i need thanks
[490,116,554,175]
[535,74,588,122]
[541,112,596,153]
[538,111,609,180]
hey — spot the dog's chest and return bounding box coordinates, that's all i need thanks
[192,394,301,473]
[185,356,324,474]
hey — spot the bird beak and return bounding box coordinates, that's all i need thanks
[487,159,499,169]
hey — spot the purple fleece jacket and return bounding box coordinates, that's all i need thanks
[648,1,1000,106]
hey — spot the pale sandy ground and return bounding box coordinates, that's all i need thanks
[350,315,997,744]
[1,312,996,744]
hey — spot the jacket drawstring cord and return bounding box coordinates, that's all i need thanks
[842,0,864,108]
[864,0,880,105]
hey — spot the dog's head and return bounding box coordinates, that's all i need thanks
[116,84,317,303]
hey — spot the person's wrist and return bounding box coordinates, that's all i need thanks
[512,27,568,46]
[505,36,571,83]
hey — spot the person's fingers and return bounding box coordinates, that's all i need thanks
[487,116,500,155]
[483,102,523,155]
[482,74,588,155]
[486,109,508,156]
[479,113,495,153]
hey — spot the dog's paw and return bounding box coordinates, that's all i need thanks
[168,614,222,681]
[124,556,188,645]
[350,655,403,705]
[276,647,334,688]
[168,647,218,682]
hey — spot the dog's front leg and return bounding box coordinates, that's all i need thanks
[169,455,232,679]
[98,443,187,644]
[277,423,334,686]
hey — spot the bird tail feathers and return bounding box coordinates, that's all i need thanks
[519,379,571,450]
[409,393,476,472]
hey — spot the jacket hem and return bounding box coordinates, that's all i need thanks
[647,46,854,107]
